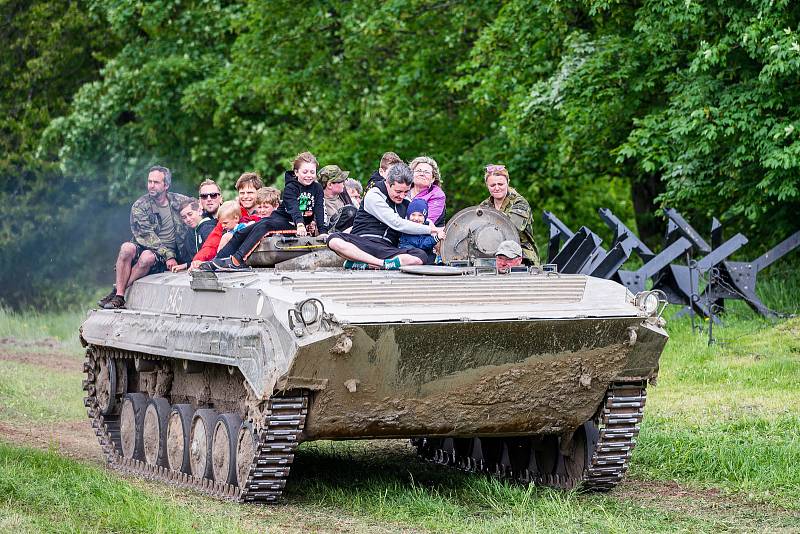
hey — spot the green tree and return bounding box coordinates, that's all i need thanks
[0,0,121,308]
[458,0,800,246]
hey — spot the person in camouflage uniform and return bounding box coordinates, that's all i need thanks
[99,166,192,309]
[479,164,540,266]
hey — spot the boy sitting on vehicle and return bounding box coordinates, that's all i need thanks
[202,152,327,271]
[254,186,281,218]
[216,200,254,252]
[398,198,439,264]
[171,200,207,272]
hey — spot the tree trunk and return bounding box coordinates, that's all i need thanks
[630,173,664,249]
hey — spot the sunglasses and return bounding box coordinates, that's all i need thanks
[485,164,506,173]
[199,192,221,199]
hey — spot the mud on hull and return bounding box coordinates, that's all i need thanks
[286,317,664,440]
[82,314,665,502]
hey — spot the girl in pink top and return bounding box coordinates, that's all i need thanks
[408,156,447,226]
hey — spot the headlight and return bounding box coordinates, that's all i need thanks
[635,291,662,316]
[299,299,321,324]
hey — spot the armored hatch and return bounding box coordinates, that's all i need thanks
[247,234,328,267]
[441,206,519,263]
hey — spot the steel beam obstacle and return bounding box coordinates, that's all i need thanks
[541,207,798,319]
[541,211,633,278]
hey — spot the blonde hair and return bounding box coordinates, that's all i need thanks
[197,178,221,194]
[409,156,442,188]
[256,186,281,207]
[484,164,509,182]
[292,151,318,171]
[217,200,241,220]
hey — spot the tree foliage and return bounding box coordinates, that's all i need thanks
[0,0,123,308]
[2,0,799,307]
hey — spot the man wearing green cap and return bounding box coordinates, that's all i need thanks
[319,164,356,231]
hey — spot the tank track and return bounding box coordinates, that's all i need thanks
[413,381,647,491]
[82,346,308,503]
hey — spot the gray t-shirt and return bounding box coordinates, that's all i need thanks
[155,202,176,251]
[324,195,346,224]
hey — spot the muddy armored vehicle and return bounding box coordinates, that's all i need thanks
[81,210,668,503]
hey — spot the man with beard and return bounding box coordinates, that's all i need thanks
[196,178,222,242]
[99,166,191,309]
[198,178,222,217]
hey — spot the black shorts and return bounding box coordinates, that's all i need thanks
[328,233,428,263]
[130,242,167,274]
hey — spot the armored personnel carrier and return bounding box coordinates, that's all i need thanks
[81,215,668,503]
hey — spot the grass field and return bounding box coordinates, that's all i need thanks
[0,274,799,533]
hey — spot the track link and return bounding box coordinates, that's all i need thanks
[582,382,647,491]
[83,346,308,503]
[414,381,647,491]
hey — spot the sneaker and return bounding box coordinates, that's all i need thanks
[212,256,252,272]
[343,260,369,270]
[383,257,402,270]
[98,287,116,308]
[197,260,218,272]
[103,295,125,310]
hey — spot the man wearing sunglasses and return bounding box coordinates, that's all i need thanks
[172,179,223,271]
[198,179,223,218]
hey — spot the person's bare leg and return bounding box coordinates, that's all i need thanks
[127,250,157,289]
[114,243,137,296]
[395,253,423,266]
[327,238,384,268]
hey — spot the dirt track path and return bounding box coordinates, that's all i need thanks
[0,348,83,373]
[0,419,103,463]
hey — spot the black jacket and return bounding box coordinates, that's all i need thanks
[274,179,327,231]
[197,211,217,241]
[365,169,383,190]
[179,215,215,263]
[351,180,411,245]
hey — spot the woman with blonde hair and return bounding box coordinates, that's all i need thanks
[408,156,447,226]
[479,164,539,265]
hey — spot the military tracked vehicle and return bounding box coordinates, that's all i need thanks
[81,213,669,503]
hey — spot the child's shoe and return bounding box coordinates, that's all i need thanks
[213,256,252,272]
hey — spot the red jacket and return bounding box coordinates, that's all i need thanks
[193,206,259,262]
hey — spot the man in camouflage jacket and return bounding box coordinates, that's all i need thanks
[99,166,192,309]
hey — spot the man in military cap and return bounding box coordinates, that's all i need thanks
[495,240,524,274]
[319,164,356,232]
[99,165,192,309]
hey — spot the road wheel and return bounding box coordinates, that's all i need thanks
[190,408,217,479]
[120,393,148,460]
[564,420,598,483]
[212,413,243,485]
[236,421,257,489]
[96,357,117,416]
[166,404,194,473]
[142,397,171,467]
